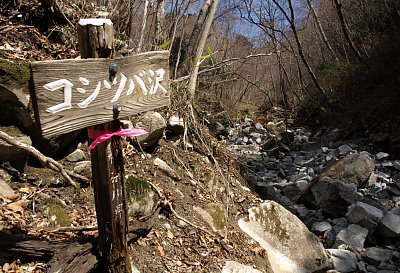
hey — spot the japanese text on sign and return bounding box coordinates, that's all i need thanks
[44,68,167,114]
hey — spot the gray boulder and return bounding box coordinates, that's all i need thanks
[346,201,384,233]
[334,224,369,251]
[302,177,362,218]
[320,153,375,187]
[66,149,86,162]
[135,111,166,148]
[326,249,358,273]
[378,213,400,237]
[362,247,393,266]
[238,201,331,273]
[0,126,31,171]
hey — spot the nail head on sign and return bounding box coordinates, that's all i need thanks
[113,102,122,119]
[109,63,119,82]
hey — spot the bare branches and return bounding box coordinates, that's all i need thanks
[174,51,281,82]
[333,0,364,61]
[306,0,338,62]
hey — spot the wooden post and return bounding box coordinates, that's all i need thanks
[30,19,170,272]
[77,19,131,273]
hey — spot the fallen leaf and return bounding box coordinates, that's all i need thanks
[19,187,30,194]
[3,263,10,272]
[166,230,174,239]
[157,245,165,257]
[5,200,27,215]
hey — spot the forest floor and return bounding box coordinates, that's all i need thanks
[1,131,267,273]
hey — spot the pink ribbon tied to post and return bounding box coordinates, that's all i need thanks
[87,128,148,153]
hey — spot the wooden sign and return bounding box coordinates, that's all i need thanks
[30,51,170,137]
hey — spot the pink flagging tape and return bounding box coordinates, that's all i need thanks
[87,128,148,153]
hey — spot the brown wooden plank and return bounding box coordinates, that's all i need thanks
[30,51,170,137]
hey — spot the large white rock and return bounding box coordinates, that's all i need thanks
[238,201,331,273]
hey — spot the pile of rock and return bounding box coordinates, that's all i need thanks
[226,118,400,273]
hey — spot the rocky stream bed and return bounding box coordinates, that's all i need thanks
[224,118,400,273]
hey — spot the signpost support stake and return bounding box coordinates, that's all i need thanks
[77,19,131,273]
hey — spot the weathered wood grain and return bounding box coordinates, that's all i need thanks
[30,51,170,137]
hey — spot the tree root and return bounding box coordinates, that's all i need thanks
[0,130,88,188]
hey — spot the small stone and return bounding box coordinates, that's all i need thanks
[311,221,332,235]
[73,161,91,175]
[382,161,393,167]
[154,158,181,181]
[326,249,358,273]
[176,220,187,228]
[0,179,14,197]
[66,149,86,162]
[120,119,133,129]
[321,147,329,153]
[393,160,400,171]
[338,144,353,155]
[376,152,389,160]
[254,123,264,130]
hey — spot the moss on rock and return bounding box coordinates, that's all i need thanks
[204,203,227,231]
[46,198,71,227]
[126,175,150,201]
[0,59,30,85]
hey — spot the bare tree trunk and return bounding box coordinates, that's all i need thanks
[306,0,338,62]
[272,0,328,99]
[178,0,212,76]
[137,0,149,53]
[187,0,219,100]
[153,0,165,49]
[333,0,363,61]
[188,0,212,57]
